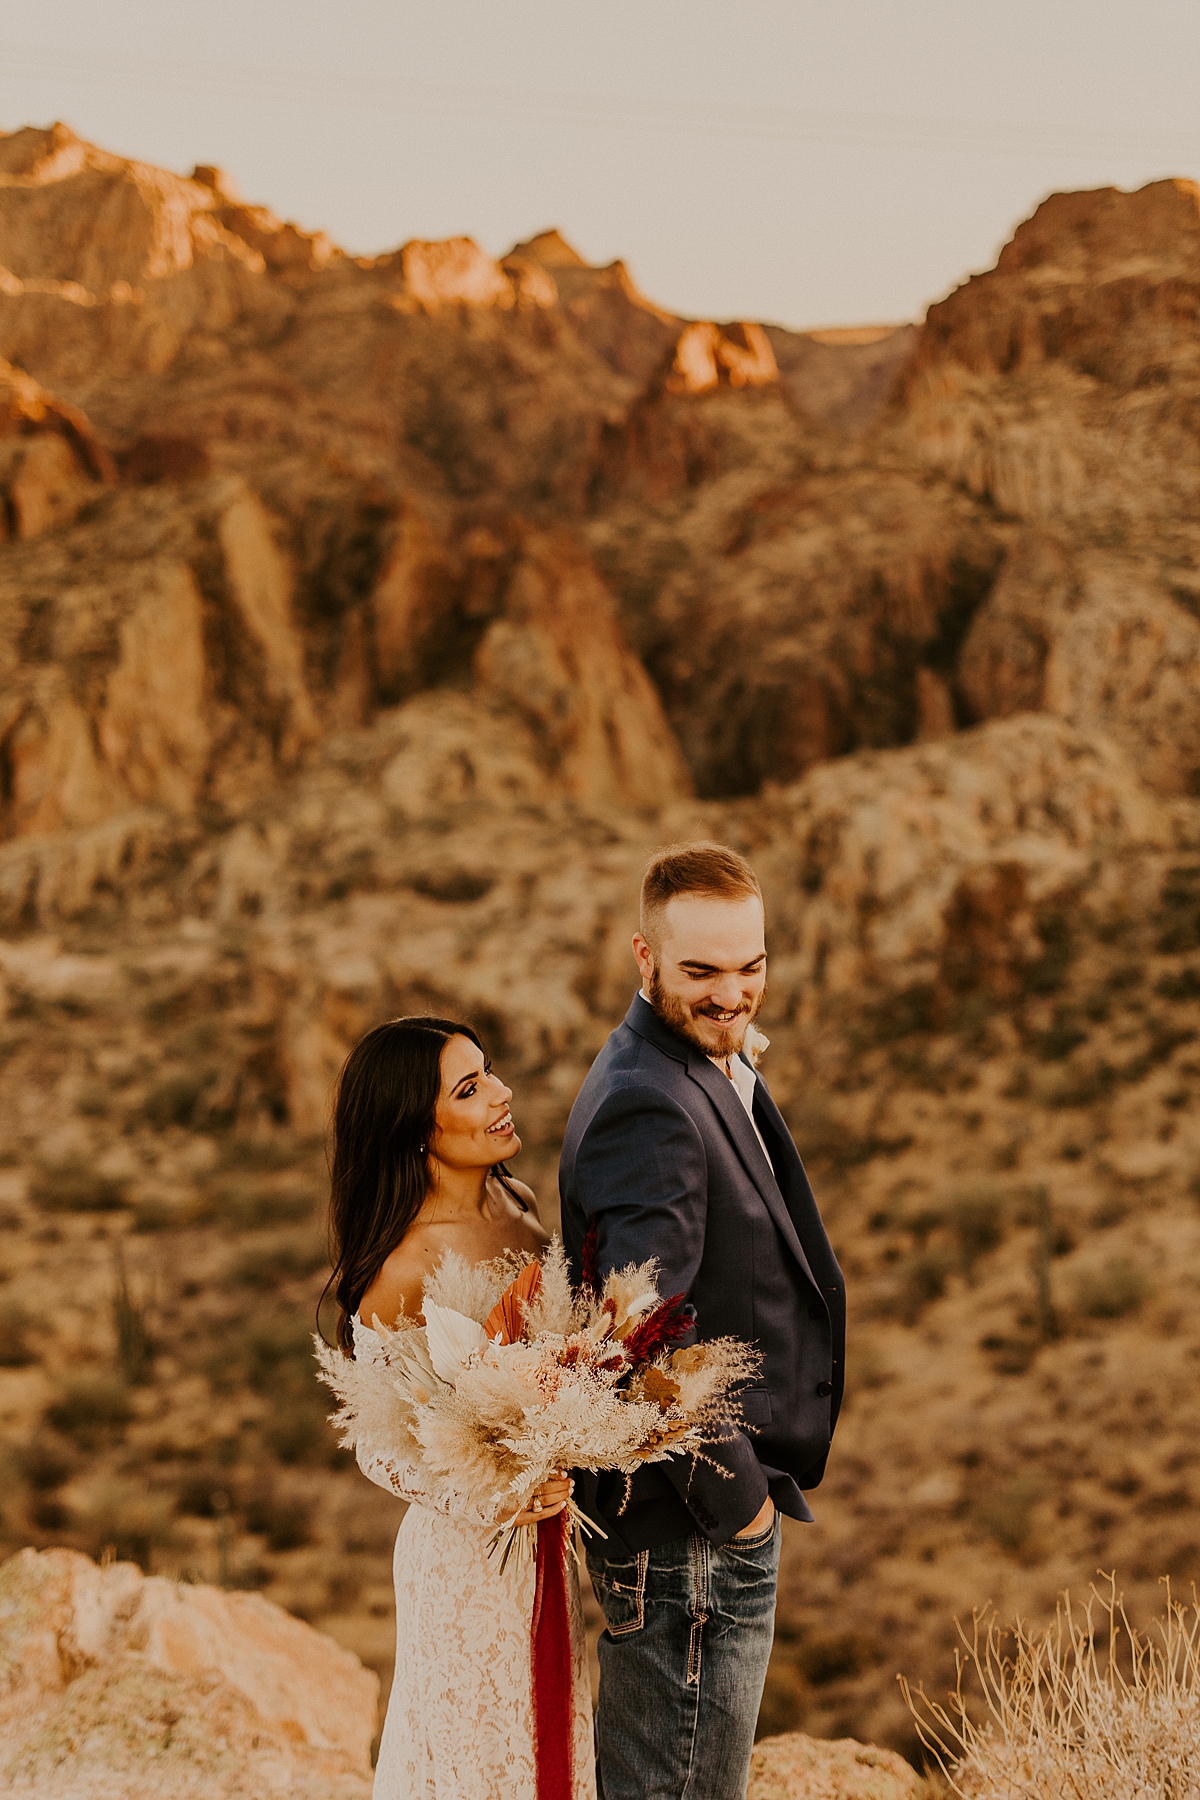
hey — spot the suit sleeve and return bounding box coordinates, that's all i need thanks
[572,1081,768,1541]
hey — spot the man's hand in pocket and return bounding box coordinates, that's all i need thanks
[733,1496,775,1540]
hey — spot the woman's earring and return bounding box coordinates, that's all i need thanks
[419,1144,427,1154]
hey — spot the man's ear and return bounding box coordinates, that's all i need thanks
[632,932,655,987]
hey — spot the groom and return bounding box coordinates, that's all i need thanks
[560,841,845,1800]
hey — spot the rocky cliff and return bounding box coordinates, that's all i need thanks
[2,122,1200,1767]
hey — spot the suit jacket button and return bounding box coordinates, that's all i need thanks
[808,1304,825,1321]
[816,1380,833,1397]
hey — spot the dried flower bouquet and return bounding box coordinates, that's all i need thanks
[316,1237,760,1562]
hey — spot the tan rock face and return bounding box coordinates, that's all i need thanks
[396,236,516,312]
[748,1732,926,1799]
[753,713,1168,1015]
[0,1547,376,1797]
[664,319,779,395]
[0,356,111,540]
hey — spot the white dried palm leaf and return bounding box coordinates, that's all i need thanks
[389,1333,442,1403]
[424,1301,489,1382]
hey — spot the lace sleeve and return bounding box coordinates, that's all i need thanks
[349,1318,515,1527]
[353,1434,514,1525]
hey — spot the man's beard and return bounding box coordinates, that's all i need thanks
[646,970,764,1062]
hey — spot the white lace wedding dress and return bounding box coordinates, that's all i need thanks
[352,1315,597,1800]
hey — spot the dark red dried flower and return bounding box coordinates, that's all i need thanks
[581,1214,600,1294]
[620,1295,689,1365]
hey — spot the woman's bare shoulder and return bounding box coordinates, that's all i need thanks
[359,1228,446,1329]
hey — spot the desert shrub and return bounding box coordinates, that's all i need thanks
[1025,912,1074,994]
[232,1229,327,1289]
[212,1184,313,1231]
[30,1494,71,1531]
[242,1482,315,1551]
[787,1094,846,1164]
[1041,1061,1116,1108]
[1106,961,1145,990]
[795,1630,877,1685]
[219,1135,301,1174]
[1156,965,1200,1000]
[944,1184,1007,1275]
[842,1342,897,1407]
[131,1194,215,1232]
[1002,1064,1032,1100]
[862,983,936,1044]
[143,1071,216,1129]
[1146,1017,1198,1064]
[263,1392,333,1465]
[45,1372,134,1448]
[1156,866,1200,952]
[245,1313,315,1391]
[904,1204,945,1246]
[327,1565,364,1612]
[1074,1256,1153,1320]
[0,1299,35,1367]
[112,1250,153,1384]
[979,1333,1037,1376]
[409,866,494,904]
[902,1581,1200,1798]
[16,1434,76,1490]
[177,1468,235,1518]
[975,1472,1044,1551]
[1034,1008,1088,1061]
[1051,1221,1076,1257]
[30,1161,128,1213]
[76,1479,177,1569]
[900,1249,953,1323]
[75,1081,111,1118]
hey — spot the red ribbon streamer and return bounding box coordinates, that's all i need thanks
[531,1510,574,1800]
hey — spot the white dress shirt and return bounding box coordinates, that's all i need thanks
[714,1050,773,1171]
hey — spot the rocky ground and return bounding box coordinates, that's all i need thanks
[2,121,1200,1766]
[0,1548,924,1799]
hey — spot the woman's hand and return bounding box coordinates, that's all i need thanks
[504,1472,573,1528]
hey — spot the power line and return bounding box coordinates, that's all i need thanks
[2,43,1199,166]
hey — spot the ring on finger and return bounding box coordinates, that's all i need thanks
[532,1496,543,1513]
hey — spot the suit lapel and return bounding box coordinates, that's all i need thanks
[624,993,819,1287]
[686,1052,818,1289]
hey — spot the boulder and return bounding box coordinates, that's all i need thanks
[0,1547,377,1798]
[748,1731,926,1798]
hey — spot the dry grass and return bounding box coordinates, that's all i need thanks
[901,1579,1200,1797]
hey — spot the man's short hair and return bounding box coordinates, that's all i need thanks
[640,841,762,946]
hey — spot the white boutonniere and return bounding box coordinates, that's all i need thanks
[744,1023,770,1067]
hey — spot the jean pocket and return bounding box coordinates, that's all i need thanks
[589,1550,648,1637]
[729,1514,779,1553]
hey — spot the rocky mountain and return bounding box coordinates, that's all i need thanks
[2,119,1200,1765]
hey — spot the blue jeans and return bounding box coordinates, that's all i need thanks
[586,1512,781,1800]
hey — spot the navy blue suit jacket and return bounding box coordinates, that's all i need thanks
[559,993,845,1551]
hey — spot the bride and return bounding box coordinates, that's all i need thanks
[324,1015,597,1800]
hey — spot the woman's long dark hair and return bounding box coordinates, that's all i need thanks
[325,1015,483,1354]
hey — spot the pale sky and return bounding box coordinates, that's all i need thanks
[2,0,1198,329]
